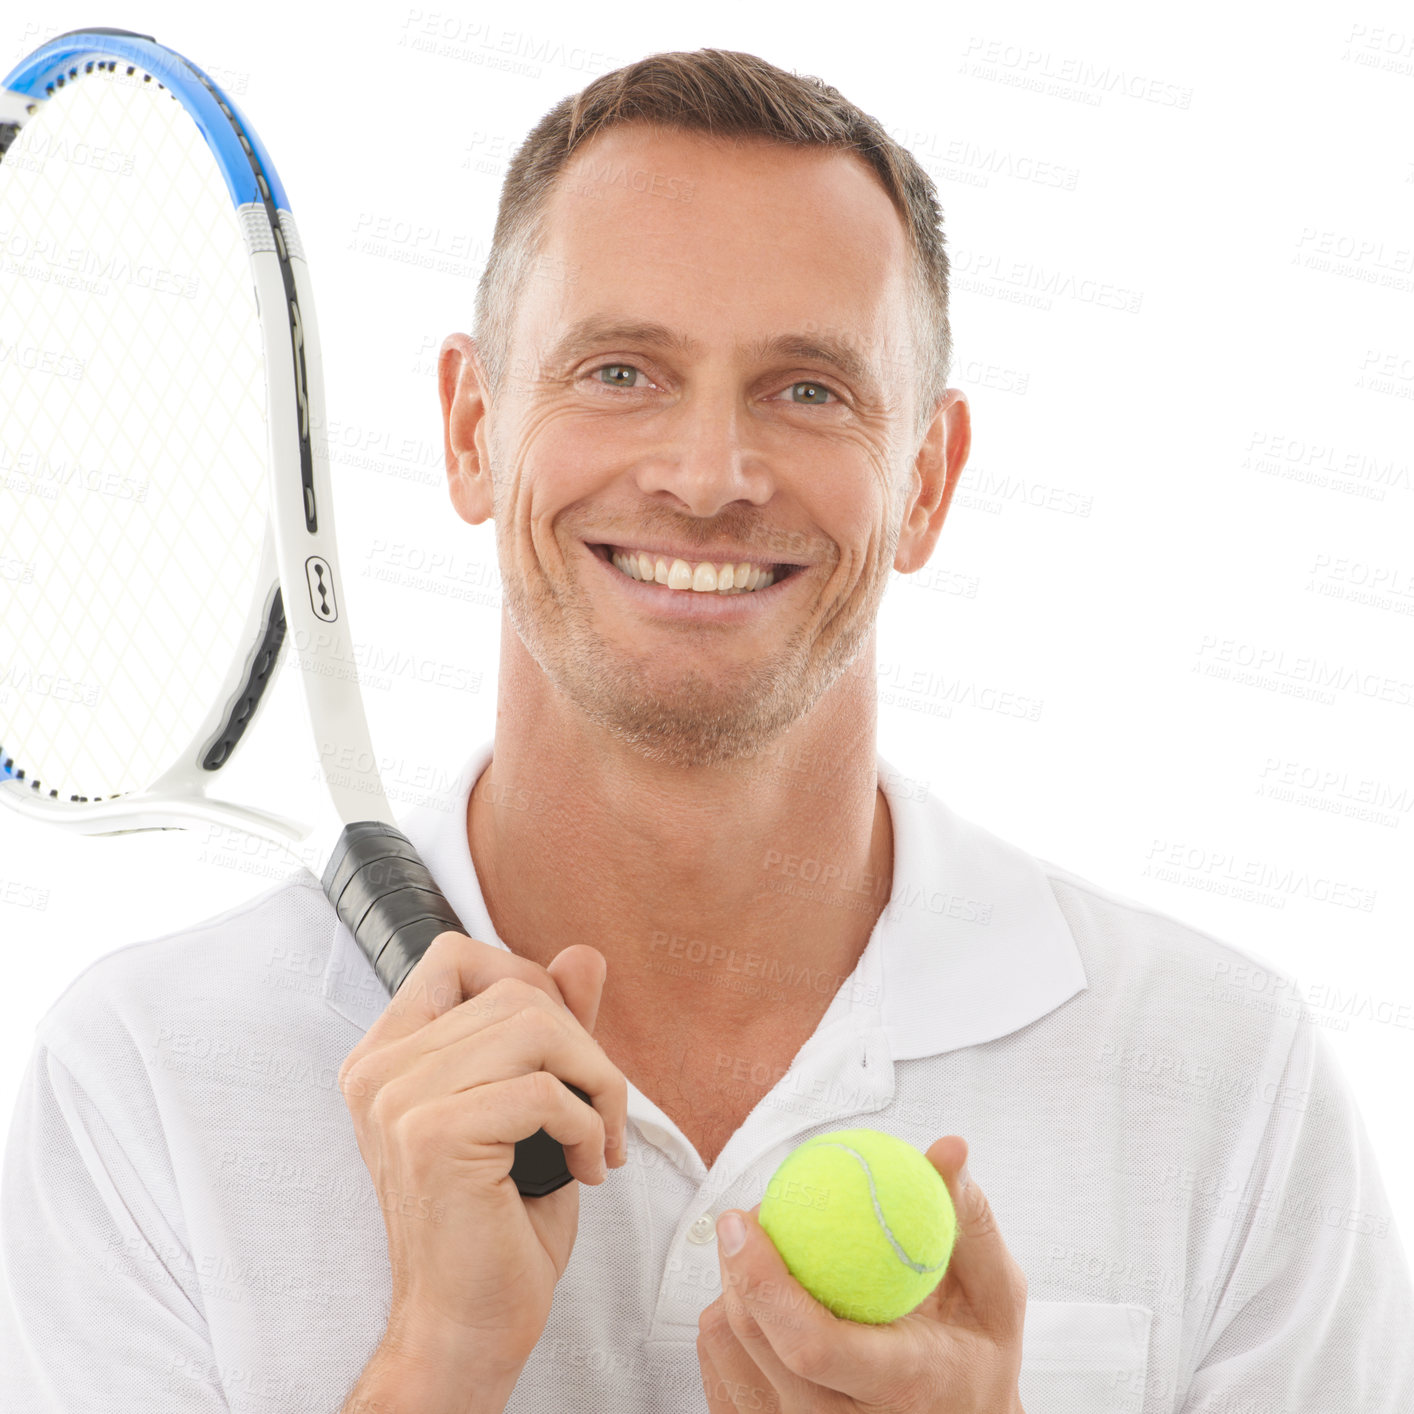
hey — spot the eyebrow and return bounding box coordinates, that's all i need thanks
[541,316,884,396]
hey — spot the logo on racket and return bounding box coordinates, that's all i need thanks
[305,555,337,622]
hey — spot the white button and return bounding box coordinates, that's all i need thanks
[687,1213,717,1244]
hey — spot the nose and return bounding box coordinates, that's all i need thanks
[628,378,773,517]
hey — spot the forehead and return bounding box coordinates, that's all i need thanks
[522,125,913,361]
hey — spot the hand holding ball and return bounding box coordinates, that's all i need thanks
[757,1127,957,1325]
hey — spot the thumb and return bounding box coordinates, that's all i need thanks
[924,1136,1027,1334]
[546,945,609,1034]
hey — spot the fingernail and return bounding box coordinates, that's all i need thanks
[958,1161,972,1194]
[717,1211,746,1256]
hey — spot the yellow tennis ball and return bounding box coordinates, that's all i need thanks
[757,1127,956,1325]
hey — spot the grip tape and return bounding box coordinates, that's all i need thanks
[322,820,583,1197]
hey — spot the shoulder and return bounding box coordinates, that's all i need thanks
[1038,854,1267,977]
[1032,852,1309,1077]
[32,875,351,1083]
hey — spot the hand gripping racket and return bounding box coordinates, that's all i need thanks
[0,28,581,1197]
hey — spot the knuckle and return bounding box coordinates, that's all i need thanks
[516,1003,564,1042]
[429,928,469,955]
[338,1056,374,1104]
[531,1069,563,1108]
[969,1189,1001,1239]
[699,1303,731,1340]
[795,1343,830,1384]
[911,1341,965,1411]
[488,975,538,1010]
[392,1106,435,1165]
[367,1078,401,1129]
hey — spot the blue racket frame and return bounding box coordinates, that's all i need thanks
[2,29,288,211]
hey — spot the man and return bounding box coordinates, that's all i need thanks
[2,48,1411,1414]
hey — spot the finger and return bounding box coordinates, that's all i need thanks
[916,1136,1027,1342]
[695,1339,736,1414]
[713,1205,872,1408]
[352,930,574,1052]
[353,974,593,1074]
[370,1000,628,1178]
[699,1296,786,1413]
[407,1071,614,1186]
[545,944,610,1036]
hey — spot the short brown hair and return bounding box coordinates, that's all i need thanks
[473,48,952,444]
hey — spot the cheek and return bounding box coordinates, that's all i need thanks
[816,489,895,575]
[810,437,897,518]
[496,409,609,523]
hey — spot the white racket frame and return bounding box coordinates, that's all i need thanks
[0,94,397,878]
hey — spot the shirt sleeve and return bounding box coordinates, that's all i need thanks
[1179,1008,1414,1411]
[0,1035,230,1411]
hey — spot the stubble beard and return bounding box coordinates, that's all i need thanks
[491,455,899,771]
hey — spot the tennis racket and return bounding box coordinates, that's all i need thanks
[0,27,580,1197]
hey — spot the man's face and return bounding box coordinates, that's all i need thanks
[473,125,946,769]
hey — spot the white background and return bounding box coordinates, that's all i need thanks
[2,0,1411,1271]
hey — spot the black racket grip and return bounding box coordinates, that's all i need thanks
[322,820,581,1197]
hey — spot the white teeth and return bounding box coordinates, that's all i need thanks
[608,549,778,593]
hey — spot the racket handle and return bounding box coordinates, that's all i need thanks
[322,820,579,1198]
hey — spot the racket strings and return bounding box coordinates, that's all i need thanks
[1,66,271,801]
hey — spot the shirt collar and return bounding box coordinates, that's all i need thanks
[321,739,1088,1057]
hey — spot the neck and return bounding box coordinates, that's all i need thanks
[466,631,894,1050]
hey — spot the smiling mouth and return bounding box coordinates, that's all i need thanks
[589,544,804,594]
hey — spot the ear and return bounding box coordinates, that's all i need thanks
[894,388,970,573]
[439,332,495,526]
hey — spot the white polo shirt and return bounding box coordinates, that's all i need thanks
[2,738,1410,1413]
